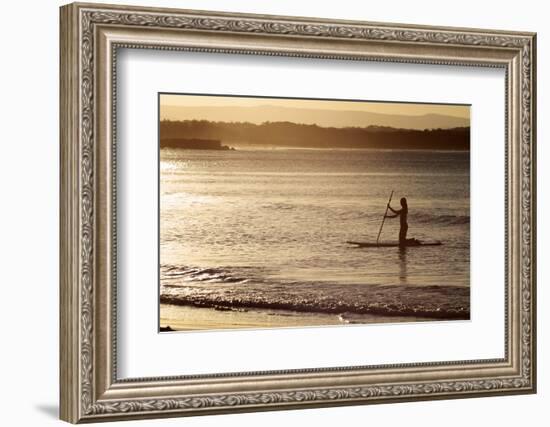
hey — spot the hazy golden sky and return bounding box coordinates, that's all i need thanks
[160,94,470,129]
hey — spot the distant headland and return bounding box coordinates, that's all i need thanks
[160,138,235,151]
[160,120,470,151]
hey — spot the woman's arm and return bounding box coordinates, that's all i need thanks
[386,205,400,218]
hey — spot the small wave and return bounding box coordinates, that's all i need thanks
[160,265,470,320]
[411,213,469,225]
[261,202,296,211]
[161,265,251,284]
[255,205,469,226]
[160,293,469,320]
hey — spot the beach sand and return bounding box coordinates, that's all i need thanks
[160,303,435,332]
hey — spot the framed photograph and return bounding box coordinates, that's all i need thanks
[158,93,472,331]
[60,2,536,423]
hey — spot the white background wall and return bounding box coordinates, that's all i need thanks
[0,0,545,425]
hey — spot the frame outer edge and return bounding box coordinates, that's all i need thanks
[60,3,81,424]
[60,2,537,422]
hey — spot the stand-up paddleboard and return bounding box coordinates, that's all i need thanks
[346,240,442,248]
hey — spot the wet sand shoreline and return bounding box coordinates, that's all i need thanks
[160,303,438,332]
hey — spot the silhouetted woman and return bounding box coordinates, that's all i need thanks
[385,197,409,246]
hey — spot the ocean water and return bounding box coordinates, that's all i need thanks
[160,148,470,326]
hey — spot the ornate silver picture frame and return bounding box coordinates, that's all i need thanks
[60,2,536,423]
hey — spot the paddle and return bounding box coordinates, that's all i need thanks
[376,190,394,246]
